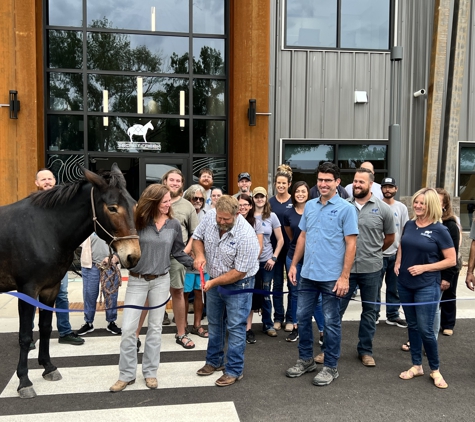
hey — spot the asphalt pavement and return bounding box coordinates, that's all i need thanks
[1,271,475,421]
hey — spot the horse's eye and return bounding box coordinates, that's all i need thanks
[107,206,118,213]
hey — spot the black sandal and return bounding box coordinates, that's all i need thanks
[401,341,410,352]
[176,334,195,349]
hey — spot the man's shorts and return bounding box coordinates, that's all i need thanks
[169,257,185,289]
[184,272,210,293]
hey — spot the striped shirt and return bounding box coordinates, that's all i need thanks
[192,209,260,279]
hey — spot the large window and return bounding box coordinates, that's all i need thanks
[45,0,227,188]
[285,0,390,50]
[282,140,388,188]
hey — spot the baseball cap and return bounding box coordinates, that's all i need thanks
[252,187,267,196]
[381,177,397,187]
[238,172,251,182]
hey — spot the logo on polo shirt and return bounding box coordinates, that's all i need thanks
[371,208,379,214]
[330,210,338,215]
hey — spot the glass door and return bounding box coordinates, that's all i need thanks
[140,157,188,195]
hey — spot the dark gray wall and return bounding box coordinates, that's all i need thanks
[269,0,437,197]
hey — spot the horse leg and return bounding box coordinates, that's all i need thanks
[16,300,36,398]
[38,304,62,382]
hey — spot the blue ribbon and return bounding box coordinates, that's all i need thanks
[216,286,471,306]
[1,292,170,312]
[2,287,472,312]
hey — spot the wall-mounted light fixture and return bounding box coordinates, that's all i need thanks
[248,99,271,126]
[0,90,21,119]
[354,91,368,103]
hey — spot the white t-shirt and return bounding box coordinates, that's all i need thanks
[383,200,409,256]
[255,212,281,262]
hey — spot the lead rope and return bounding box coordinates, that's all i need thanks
[89,186,138,306]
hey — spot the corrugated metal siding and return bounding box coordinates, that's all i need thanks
[398,0,435,194]
[274,49,390,141]
[269,0,437,197]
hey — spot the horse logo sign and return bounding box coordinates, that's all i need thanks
[126,121,154,142]
[119,121,161,151]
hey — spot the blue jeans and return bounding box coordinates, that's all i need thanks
[340,271,381,356]
[258,262,275,331]
[297,277,340,368]
[285,256,324,331]
[398,281,440,370]
[56,273,72,336]
[205,276,254,378]
[376,255,401,320]
[82,266,119,323]
[272,258,292,324]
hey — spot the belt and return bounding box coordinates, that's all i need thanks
[129,271,168,281]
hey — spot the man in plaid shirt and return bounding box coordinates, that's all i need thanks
[193,195,260,387]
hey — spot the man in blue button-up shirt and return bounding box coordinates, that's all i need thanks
[286,162,358,386]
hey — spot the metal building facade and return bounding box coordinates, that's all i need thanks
[268,0,475,200]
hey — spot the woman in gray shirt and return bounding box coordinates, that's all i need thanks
[110,184,194,392]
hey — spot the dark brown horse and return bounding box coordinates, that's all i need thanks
[0,163,141,398]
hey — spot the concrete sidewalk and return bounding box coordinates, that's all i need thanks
[1,268,475,334]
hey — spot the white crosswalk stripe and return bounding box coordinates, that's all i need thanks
[28,333,208,358]
[0,332,241,421]
[0,402,240,422]
[1,362,221,397]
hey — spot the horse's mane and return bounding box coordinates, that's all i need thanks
[29,170,125,208]
[29,179,88,208]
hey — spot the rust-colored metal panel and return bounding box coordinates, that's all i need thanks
[0,0,41,205]
[229,0,270,194]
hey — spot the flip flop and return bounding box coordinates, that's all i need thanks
[401,341,410,352]
[430,371,448,389]
[399,366,424,380]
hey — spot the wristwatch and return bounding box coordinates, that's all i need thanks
[271,256,277,262]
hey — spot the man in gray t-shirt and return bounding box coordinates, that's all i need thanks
[375,177,409,327]
[340,168,395,368]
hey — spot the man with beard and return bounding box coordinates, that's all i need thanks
[233,172,252,198]
[198,168,214,211]
[162,169,199,349]
[375,177,409,328]
[34,169,85,345]
[193,195,260,387]
[344,162,383,199]
[340,168,395,367]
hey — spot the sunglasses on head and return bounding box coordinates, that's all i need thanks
[192,197,204,202]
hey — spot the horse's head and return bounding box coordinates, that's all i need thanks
[83,163,141,268]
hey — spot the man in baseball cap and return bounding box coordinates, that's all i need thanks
[234,172,252,198]
[376,177,409,328]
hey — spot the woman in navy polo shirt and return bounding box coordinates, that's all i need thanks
[395,188,456,389]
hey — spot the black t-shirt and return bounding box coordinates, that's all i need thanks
[269,196,293,260]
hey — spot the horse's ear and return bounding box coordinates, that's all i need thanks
[110,163,127,188]
[82,167,108,191]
